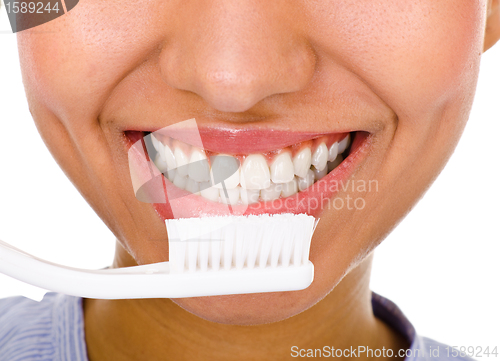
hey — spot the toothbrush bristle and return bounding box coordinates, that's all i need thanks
[166,214,315,274]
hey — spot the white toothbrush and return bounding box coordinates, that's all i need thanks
[0,213,316,299]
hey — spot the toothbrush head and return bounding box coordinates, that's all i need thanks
[165,213,316,297]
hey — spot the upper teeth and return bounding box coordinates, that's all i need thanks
[292,147,312,179]
[173,147,189,177]
[210,155,240,189]
[270,152,294,184]
[188,149,210,182]
[163,144,177,171]
[338,135,350,154]
[240,154,271,190]
[311,142,328,171]
[328,142,339,162]
[150,133,351,205]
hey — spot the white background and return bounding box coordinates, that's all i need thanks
[1,6,499,357]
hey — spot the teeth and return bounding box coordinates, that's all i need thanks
[260,183,283,201]
[173,173,188,189]
[311,143,328,171]
[174,147,189,177]
[200,182,220,202]
[328,154,344,172]
[312,165,328,180]
[166,169,176,182]
[153,132,353,205]
[151,134,161,152]
[293,148,312,178]
[210,154,240,189]
[219,188,240,205]
[163,143,177,171]
[270,152,294,184]
[188,148,210,182]
[298,169,315,191]
[185,178,200,194]
[240,154,271,190]
[240,188,260,205]
[154,151,178,183]
[154,153,169,173]
[328,142,339,162]
[338,134,351,154]
[281,178,299,198]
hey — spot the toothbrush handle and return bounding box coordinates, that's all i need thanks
[0,239,169,299]
[0,239,314,299]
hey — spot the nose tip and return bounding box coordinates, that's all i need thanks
[197,70,266,113]
[176,46,315,113]
[158,4,316,113]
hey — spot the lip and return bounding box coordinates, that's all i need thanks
[152,126,348,154]
[126,129,371,220]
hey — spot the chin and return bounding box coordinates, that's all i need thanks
[169,286,325,325]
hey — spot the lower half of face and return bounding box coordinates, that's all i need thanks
[16,0,486,324]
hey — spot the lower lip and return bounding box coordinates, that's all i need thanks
[149,131,371,220]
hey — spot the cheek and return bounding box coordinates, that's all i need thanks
[307,0,486,120]
[17,0,161,124]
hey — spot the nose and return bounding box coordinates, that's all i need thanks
[158,1,316,113]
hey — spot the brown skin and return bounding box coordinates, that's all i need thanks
[85,254,408,361]
[17,0,500,360]
[485,0,500,50]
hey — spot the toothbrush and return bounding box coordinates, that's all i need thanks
[0,213,316,299]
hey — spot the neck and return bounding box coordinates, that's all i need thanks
[84,242,408,361]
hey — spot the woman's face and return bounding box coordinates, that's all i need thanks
[17,0,488,324]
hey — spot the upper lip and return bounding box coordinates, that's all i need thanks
[143,126,356,154]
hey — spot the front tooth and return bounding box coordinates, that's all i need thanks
[328,154,344,172]
[240,154,271,190]
[173,173,188,189]
[240,188,260,205]
[328,142,339,162]
[219,188,240,205]
[338,134,351,154]
[311,143,328,171]
[210,155,240,189]
[313,165,328,180]
[293,148,312,178]
[200,181,220,202]
[188,148,210,182]
[270,152,294,183]
[298,169,315,191]
[185,178,200,194]
[281,178,299,197]
[174,147,189,176]
[260,182,283,201]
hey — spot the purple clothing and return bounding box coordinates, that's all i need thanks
[0,292,476,360]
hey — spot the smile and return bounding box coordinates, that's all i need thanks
[126,126,371,219]
[150,132,352,205]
